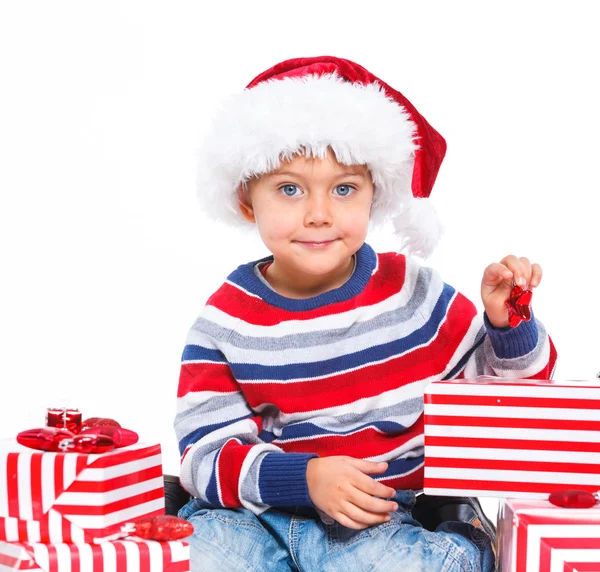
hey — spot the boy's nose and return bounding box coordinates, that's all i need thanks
[304,195,333,226]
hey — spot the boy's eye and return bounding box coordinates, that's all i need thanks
[334,185,355,196]
[280,184,302,197]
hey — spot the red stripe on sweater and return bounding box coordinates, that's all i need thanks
[526,336,558,380]
[241,295,475,413]
[217,440,254,506]
[380,464,424,491]
[211,253,406,325]
[274,417,423,458]
[178,363,239,397]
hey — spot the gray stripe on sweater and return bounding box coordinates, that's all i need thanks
[303,396,424,434]
[193,266,434,351]
[175,393,251,440]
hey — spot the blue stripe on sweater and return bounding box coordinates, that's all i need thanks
[205,453,220,505]
[380,455,424,479]
[230,284,456,381]
[272,420,408,442]
[178,413,252,455]
[181,345,227,363]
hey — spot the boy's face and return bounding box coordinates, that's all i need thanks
[239,149,374,296]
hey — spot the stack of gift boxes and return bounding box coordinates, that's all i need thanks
[424,377,600,572]
[0,414,190,571]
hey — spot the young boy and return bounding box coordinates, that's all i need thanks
[175,56,556,571]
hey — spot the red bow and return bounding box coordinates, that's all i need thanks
[505,285,533,328]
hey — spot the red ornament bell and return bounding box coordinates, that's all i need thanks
[505,285,533,328]
[548,489,598,509]
[46,407,82,434]
[125,515,194,541]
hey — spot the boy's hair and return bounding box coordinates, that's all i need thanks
[196,56,447,257]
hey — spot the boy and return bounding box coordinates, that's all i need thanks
[175,56,556,571]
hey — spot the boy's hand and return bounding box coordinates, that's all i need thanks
[481,255,542,328]
[306,457,397,530]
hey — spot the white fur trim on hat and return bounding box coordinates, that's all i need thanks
[196,73,442,255]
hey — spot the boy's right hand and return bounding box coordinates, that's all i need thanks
[306,456,397,530]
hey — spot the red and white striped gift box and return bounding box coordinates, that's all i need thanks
[423,378,600,498]
[0,539,190,571]
[497,498,600,572]
[0,440,165,544]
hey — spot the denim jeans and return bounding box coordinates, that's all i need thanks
[178,490,494,572]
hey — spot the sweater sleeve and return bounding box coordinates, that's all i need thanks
[174,310,317,514]
[461,310,557,379]
[455,294,557,380]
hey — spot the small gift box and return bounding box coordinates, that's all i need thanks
[0,439,164,544]
[497,498,600,572]
[423,378,600,499]
[0,538,190,571]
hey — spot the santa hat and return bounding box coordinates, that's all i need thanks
[196,55,447,256]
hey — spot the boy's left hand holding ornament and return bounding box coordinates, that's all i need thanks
[481,255,541,328]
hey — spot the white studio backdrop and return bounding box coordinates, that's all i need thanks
[1,1,599,523]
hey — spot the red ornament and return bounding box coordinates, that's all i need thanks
[17,427,75,452]
[46,408,82,434]
[505,285,533,328]
[124,515,194,541]
[79,426,138,448]
[549,489,598,509]
[81,417,121,429]
[17,427,116,454]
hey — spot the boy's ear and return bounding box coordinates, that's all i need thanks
[237,184,256,223]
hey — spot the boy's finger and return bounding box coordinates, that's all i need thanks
[352,471,396,499]
[333,512,370,530]
[518,256,532,286]
[529,263,543,288]
[342,501,393,526]
[482,262,512,286]
[353,459,388,475]
[501,255,528,287]
[350,489,398,514]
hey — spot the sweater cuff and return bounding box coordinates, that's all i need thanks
[484,311,539,359]
[258,452,318,507]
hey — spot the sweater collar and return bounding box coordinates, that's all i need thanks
[228,243,377,311]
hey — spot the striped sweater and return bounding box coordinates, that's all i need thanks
[175,243,557,514]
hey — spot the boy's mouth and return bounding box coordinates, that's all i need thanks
[294,239,338,249]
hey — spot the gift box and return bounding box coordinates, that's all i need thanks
[497,498,600,572]
[0,538,190,571]
[423,378,600,499]
[0,439,165,544]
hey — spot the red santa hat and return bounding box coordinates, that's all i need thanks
[196,55,447,256]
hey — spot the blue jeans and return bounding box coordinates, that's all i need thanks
[178,490,494,571]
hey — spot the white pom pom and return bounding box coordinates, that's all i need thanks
[392,197,443,258]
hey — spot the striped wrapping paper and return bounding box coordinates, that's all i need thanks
[0,539,190,571]
[0,440,165,544]
[497,498,600,572]
[423,378,600,498]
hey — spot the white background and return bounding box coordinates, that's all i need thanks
[1,2,599,523]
